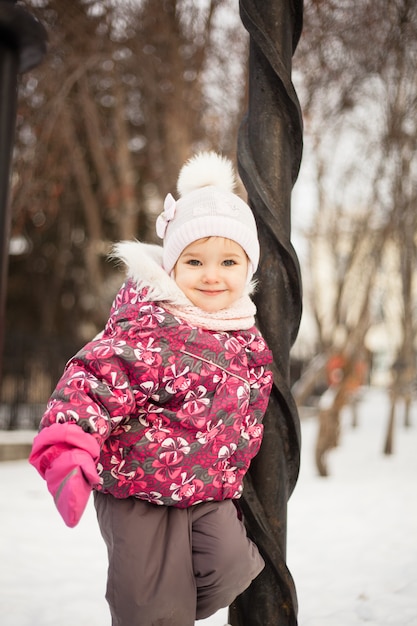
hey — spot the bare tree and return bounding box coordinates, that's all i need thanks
[293,0,417,471]
[9,0,248,340]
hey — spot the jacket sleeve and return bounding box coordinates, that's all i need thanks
[38,333,159,446]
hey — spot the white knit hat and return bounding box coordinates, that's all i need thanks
[156,151,260,277]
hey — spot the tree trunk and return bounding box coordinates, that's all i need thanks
[315,387,346,478]
[384,391,396,455]
[113,78,141,240]
[78,75,119,216]
[315,406,340,477]
[404,394,412,428]
[60,105,106,315]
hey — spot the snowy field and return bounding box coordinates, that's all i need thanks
[1,387,416,625]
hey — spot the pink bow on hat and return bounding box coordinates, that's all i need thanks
[156,193,176,239]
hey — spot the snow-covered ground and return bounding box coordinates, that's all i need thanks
[1,387,416,625]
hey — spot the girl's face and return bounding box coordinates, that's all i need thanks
[173,237,249,313]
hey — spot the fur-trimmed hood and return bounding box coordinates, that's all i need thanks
[112,241,190,305]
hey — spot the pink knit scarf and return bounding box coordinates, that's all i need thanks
[163,295,257,331]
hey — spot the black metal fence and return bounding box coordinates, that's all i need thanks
[0,332,80,430]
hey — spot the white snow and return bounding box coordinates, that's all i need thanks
[288,387,417,626]
[0,387,416,625]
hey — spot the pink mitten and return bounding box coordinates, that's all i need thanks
[44,448,101,527]
[30,423,102,527]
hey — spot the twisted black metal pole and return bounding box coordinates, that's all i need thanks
[0,1,47,385]
[231,1,303,624]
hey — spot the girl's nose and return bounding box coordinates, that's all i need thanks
[202,266,219,283]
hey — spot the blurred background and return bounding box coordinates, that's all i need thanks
[2,0,416,476]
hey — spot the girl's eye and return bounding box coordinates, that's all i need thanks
[222,259,236,266]
[187,259,201,266]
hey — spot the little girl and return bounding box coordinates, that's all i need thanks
[30,151,273,626]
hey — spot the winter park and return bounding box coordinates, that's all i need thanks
[1,2,417,626]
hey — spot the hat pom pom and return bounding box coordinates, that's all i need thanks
[177,151,237,198]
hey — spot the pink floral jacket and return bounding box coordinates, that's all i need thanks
[38,243,273,507]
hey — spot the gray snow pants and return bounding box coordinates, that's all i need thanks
[94,492,264,626]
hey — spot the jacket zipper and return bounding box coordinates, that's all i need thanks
[180,349,250,391]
